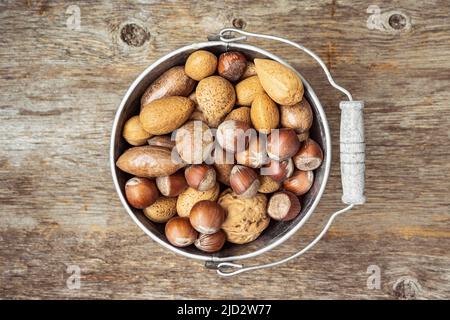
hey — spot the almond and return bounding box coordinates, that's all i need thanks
[176,183,220,217]
[224,107,252,126]
[254,58,304,105]
[143,197,177,223]
[235,75,265,106]
[250,93,280,133]
[122,115,152,146]
[140,96,194,135]
[196,76,236,127]
[185,50,217,81]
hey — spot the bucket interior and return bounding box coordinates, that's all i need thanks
[111,42,330,261]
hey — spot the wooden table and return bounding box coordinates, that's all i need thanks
[1,0,449,300]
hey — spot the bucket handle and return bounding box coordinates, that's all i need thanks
[209,28,366,276]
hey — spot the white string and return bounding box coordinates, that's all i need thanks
[216,204,354,276]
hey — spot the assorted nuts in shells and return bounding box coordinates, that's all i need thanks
[116,49,324,253]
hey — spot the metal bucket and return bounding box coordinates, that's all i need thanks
[110,40,331,264]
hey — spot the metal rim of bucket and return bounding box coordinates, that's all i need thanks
[110,41,332,262]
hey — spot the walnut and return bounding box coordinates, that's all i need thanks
[218,189,269,244]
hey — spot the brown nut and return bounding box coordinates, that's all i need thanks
[219,189,269,244]
[189,200,226,234]
[143,196,177,223]
[235,75,265,106]
[254,58,304,105]
[240,61,257,80]
[212,146,234,186]
[224,107,252,126]
[250,93,280,133]
[185,50,217,81]
[261,158,294,183]
[156,171,187,197]
[195,230,226,253]
[216,120,251,153]
[125,177,159,209]
[280,99,313,133]
[266,129,300,161]
[283,170,314,196]
[258,175,281,193]
[147,135,175,149]
[230,165,260,198]
[293,138,324,170]
[140,66,196,107]
[196,76,236,127]
[218,51,247,82]
[116,146,186,178]
[235,136,269,168]
[123,116,152,146]
[176,183,220,217]
[267,191,301,221]
[185,164,216,191]
[165,217,198,247]
[297,131,310,142]
[175,120,214,164]
[140,96,194,135]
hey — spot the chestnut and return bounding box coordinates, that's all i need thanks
[185,164,216,191]
[266,129,300,161]
[195,230,226,253]
[283,170,314,196]
[216,120,251,153]
[261,158,294,183]
[267,191,301,221]
[125,177,159,209]
[217,51,247,82]
[235,136,269,168]
[165,217,198,247]
[293,138,324,171]
[229,165,260,198]
[189,200,226,234]
[156,171,187,197]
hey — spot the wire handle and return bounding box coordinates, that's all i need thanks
[210,28,365,276]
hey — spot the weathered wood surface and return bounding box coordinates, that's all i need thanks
[0,0,449,300]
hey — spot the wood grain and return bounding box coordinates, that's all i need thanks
[0,0,449,299]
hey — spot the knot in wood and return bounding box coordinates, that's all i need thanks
[120,23,149,47]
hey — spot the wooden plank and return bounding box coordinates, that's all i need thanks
[0,0,449,299]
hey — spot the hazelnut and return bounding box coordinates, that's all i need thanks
[293,138,324,171]
[267,191,301,221]
[123,116,152,146]
[280,99,313,133]
[261,158,294,183]
[156,171,188,197]
[283,170,314,196]
[218,51,247,82]
[125,177,159,209]
[147,134,176,149]
[235,136,269,168]
[266,129,300,161]
[189,200,226,234]
[185,164,216,191]
[195,230,226,253]
[165,217,198,247]
[230,165,260,198]
[216,120,251,153]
